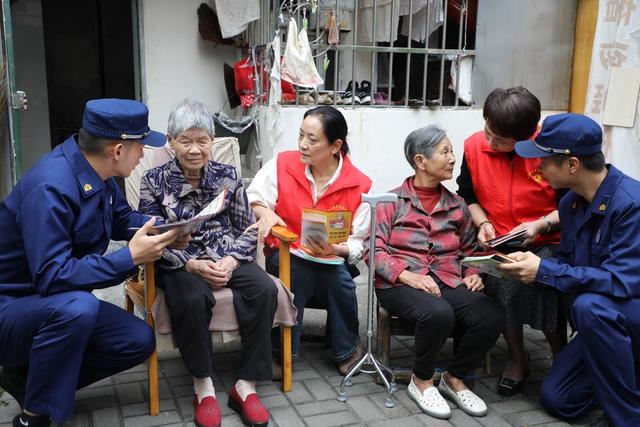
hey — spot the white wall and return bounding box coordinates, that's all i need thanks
[141,0,239,133]
[261,107,563,193]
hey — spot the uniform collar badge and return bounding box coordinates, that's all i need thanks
[598,203,606,212]
[83,183,93,192]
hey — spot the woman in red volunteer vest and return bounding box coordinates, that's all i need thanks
[247,106,371,376]
[456,87,567,397]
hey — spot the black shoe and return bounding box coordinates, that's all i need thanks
[497,376,524,397]
[358,80,372,104]
[497,353,530,397]
[12,413,51,427]
[342,81,360,104]
[0,365,28,408]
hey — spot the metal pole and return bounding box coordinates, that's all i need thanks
[2,0,22,182]
[404,0,414,105]
[438,1,448,105]
[337,192,398,408]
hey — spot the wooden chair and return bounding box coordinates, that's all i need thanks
[376,304,492,384]
[123,137,297,415]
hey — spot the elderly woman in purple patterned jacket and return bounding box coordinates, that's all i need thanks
[139,99,273,427]
[372,125,505,421]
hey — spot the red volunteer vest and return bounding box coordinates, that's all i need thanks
[463,131,560,245]
[265,150,372,249]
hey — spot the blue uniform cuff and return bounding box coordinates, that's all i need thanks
[536,258,557,288]
[107,246,137,274]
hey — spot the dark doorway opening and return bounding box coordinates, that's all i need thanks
[42,0,136,147]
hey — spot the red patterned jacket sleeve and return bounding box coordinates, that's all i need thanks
[372,199,410,285]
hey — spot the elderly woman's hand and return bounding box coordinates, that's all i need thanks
[169,233,192,251]
[252,209,287,245]
[186,258,234,289]
[463,274,484,292]
[398,270,441,297]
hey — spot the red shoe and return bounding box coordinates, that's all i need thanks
[227,387,269,426]
[193,395,221,427]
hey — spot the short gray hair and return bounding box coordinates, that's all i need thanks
[167,98,216,138]
[404,125,447,169]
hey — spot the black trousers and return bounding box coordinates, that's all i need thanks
[157,261,277,381]
[376,281,505,380]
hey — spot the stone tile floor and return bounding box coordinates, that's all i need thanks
[0,326,603,427]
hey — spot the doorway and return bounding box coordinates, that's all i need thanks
[11,0,138,172]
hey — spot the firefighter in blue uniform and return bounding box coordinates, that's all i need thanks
[0,99,183,427]
[498,113,640,427]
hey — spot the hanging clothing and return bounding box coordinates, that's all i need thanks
[281,18,324,88]
[266,35,285,147]
[360,0,443,43]
[360,0,399,43]
[400,0,444,43]
[214,0,260,39]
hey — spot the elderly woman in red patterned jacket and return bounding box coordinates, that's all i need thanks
[372,125,505,421]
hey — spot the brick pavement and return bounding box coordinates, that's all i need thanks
[0,326,604,427]
[0,254,604,426]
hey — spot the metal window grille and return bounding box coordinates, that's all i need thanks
[246,0,476,109]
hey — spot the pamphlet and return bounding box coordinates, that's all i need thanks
[131,189,227,235]
[292,208,352,265]
[300,208,352,248]
[290,247,345,265]
[485,229,527,248]
[461,251,515,278]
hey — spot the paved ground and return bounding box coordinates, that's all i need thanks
[0,254,603,426]
[0,325,603,427]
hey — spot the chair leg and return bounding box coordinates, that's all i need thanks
[125,293,134,314]
[377,305,391,368]
[282,326,292,392]
[144,262,160,415]
[148,348,159,416]
[484,352,492,375]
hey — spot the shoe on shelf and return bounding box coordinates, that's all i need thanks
[407,376,451,419]
[358,80,372,104]
[0,365,27,408]
[373,91,389,105]
[298,91,317,105]
[342,81,360,105]
[438,373,487,417]
[193,395,221,427]
[228,387,269,427]
[337,344,364,376]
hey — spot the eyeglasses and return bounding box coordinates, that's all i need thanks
[534,141,571,155]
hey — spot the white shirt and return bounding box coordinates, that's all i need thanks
[247,155,371,264]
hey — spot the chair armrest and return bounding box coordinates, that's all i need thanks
[270,226,297,242]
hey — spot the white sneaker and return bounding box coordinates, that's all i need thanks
[438,374,488,417]
[407,376,451,419]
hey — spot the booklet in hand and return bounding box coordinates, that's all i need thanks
[290,247,345,265]
[485,229,527,248]
[461,251,515,278]
[294,208,352,265]
[132,189,227,235]
[300,208,352,248]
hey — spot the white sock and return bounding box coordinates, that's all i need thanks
[193,376,215,403]
[235,379,256,401]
